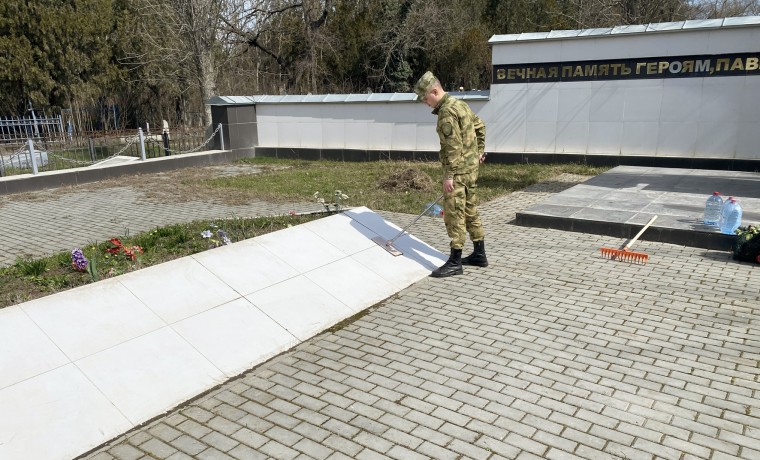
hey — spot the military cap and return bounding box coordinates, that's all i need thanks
[413,71,438,100]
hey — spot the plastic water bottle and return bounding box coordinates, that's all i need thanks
[719,196,735,230]
[424,203,444,217]
[720,199,742,235]
[703,192,723,225]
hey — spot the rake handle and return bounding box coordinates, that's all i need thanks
[387,193,445,245]
[623,215,658,251]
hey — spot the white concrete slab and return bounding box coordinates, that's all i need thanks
[342,207,446,286]
[119,257,240,324]
[389,233,447,271]
[172,298,299,377]
[76,327,225,425]
[301,211,377,255]
[88,155,138,168]
[193,238,299,296]
[344,206,403,240]
[352,244,441,290]
[255,224,347,272]
[246,275,355,341]
[305,257,397,313]
[21,277,166,361]
[0,364,131,460]
[0,306,69,390]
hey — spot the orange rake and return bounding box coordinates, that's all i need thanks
[600,215,658,265]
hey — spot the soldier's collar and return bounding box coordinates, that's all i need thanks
[431,93,450,115]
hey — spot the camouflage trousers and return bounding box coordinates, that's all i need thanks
[443,170,485,249]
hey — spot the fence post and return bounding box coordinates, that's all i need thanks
[87,138,96,162]
[162,120,170,156]
[27,138,38,175]
[219,123,225,150]
[58,115,65,143]
[162,131,170,156]
[29,107,40,138]
[138,128,146,161]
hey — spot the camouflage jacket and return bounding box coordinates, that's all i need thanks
[432,93,486,180]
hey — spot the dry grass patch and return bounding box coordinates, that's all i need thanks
[378,168,436,193]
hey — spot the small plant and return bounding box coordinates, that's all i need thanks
[314,190,349,212]
[87,250,99,282]
[55,251,73,268]
[15,257,47,276]
[733,224,760,263]
[30,275,69,290]
[736,224,758,237]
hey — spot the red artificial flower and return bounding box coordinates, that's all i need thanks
[106,238,124,254]
[123,246,144,261]
[104,238,142,260]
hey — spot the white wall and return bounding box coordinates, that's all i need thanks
[256,100,490,152]
[256,103,435,151]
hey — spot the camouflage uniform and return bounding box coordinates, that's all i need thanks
[433,93,486,249]
[415,71,486,251]
[413,71,488,277]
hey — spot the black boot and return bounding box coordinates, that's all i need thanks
[431,248,463,278]
[462,240,488,267]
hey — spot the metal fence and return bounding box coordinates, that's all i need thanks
[0,113,65,144]
[0,123,224,177]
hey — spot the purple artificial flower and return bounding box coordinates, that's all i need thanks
[71,248,89,272]
[217,229,231,245]
[201,230,213,238]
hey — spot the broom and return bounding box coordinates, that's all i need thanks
[599,215,658,264]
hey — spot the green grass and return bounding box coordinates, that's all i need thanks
[210,158,607,214]
[0,158,607,309]
[14,257,48,276]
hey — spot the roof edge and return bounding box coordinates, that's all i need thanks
[209,91,490,106]
[488,15,760,44]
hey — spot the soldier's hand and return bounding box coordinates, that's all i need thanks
[443,178,454,193]
[479,152,487,164]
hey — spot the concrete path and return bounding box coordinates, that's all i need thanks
[2,168,760,460]
[78,174,760,460]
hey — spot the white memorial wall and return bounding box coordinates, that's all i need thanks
[485,18,760,160]
[226,17,760,162]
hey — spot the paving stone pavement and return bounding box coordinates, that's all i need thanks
[64,173,760,460]
[6,170,760,460]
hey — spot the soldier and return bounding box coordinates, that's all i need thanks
[414,71,488,278]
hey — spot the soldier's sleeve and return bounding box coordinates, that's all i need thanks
[474,115,485,157]
[437,111,463,180]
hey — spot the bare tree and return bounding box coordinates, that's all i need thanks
[562,0,692,28]
[365,1,482,92]
[220,0,334,94]
[122,0,223,127]
[688,0,760,17]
